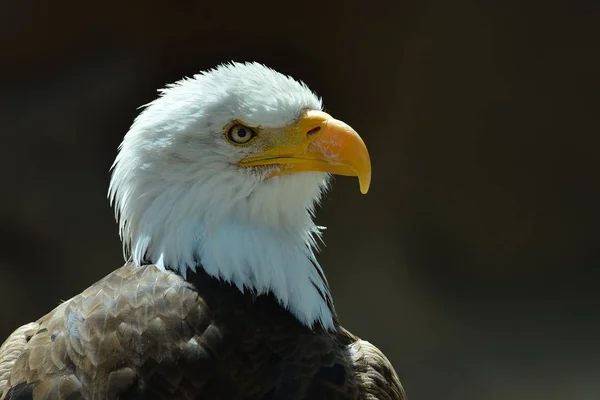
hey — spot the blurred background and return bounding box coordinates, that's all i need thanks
[0,1,597,399]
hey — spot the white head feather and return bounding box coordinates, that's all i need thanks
[109,62,336,329]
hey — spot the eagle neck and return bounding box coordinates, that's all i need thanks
[134,214,336,331]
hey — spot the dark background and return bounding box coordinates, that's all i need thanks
[0,1,598,399]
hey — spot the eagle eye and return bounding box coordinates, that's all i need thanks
[226,124,257,145]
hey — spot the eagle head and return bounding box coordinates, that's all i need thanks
[108,62,371,329]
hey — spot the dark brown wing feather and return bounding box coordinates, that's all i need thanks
[0,263,404,400]
[0,323,39,394]
[345,336,405,400]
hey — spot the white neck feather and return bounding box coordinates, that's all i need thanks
[110,168,335,330]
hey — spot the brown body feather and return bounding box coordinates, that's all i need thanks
[0,263,404,400]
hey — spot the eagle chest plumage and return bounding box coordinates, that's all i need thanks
[0,264,403,400]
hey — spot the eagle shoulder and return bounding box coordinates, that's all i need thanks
[0,263,215,400]
[0,323,39,397]
[339,328,405,400]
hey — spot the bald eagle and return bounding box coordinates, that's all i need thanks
[0,63,404,400]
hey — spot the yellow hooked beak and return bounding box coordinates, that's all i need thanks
[239,110,371,194]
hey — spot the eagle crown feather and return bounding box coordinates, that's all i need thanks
[108,62,336,330]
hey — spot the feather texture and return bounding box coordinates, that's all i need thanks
[0,263,404,400]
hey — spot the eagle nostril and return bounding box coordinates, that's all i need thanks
[306,126,321,138]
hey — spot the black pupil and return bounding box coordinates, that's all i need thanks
[237,127,247,138]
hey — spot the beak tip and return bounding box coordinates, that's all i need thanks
[359,176,371,194]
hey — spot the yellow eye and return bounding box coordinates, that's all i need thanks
[226,124,256,145]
